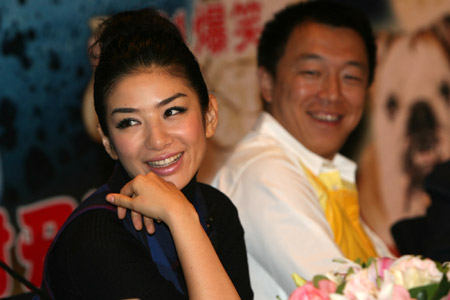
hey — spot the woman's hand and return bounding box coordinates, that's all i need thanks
[106,172,240,300]
[105,172,194,234]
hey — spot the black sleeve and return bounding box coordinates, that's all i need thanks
[201,184,254,300]
[46,209,185,300]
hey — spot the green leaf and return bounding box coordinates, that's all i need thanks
[365,257,375,268]
[354,258,363,267]
[429,273,450,300]
[336,281,346,294]
[436,261,449,274]
[413,290,428,300]
[409,283,439,300]
[291,273,307,287]
[312,275,329,288]
[346,267,355,277]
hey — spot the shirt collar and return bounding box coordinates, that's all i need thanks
[256,112,357,183]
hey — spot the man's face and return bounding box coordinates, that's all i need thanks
[260,22,369,160]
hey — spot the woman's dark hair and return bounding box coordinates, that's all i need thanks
[258,0,377,86]
[90,8,209,136]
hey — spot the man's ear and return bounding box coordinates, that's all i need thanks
[258,67,274,104]
[97,125,119,160]
[205,94,219,138]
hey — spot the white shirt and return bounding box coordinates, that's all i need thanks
[212,112,391,300]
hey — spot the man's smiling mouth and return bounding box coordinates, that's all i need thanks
[309,112,341,122]
[148,153,182,167]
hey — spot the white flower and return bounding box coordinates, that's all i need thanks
[386,255,442,289]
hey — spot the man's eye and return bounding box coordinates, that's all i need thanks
[116,118,139,129]
[345,75,362,81]
[164,106,187,118]
[342,72,366,86]
[300,70,321,78]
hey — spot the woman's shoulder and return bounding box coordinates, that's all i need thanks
[48,185,124,256]
[197,182,242,229]
[198,182,235,209]
[45,185,147,280]
[78,184,114,209]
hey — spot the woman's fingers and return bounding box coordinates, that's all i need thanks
[119,179,135,197]
[131,211,143,231]
[144,216,156,234]
[106,193,158,232]
[106,192,132,208]
[106,193,131,220]
[105,173,191,229]
[117,206,127,219]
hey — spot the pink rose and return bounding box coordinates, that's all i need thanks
[378,283,413,300]
[391,285,413,300]
[374,257,395,280]
[289,280,336,300]
[343,269,377,300]
[363,257,395,285]
[441,290,450,300]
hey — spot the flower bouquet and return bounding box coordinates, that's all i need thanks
[288,255,450,300]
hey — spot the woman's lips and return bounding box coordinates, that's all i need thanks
[148,152,182,167]
[146,152,183,176]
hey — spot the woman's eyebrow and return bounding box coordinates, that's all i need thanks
[111,107,138,115]
[110,92,188,115]
[156,92,188,108]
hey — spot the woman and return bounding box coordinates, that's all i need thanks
[39,8,253,300]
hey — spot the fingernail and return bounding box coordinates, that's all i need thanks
[106,195,114,203]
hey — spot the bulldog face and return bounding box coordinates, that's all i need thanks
[372,30,450,218]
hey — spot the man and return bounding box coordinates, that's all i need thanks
[212,1,391,299]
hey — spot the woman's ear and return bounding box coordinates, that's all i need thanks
[258,67,274,104]
[97,125,119,160]
[205,94,219,138]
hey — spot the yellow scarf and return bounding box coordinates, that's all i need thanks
[301,164,377,262]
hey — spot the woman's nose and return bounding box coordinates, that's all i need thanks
[145,123,173,150]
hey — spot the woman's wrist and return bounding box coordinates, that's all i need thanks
[164,200,198,230]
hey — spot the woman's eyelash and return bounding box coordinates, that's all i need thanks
[114,106,187,128]
[116,118,137,129]
[165,106,187,117]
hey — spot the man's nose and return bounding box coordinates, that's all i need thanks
[318,73,342,102]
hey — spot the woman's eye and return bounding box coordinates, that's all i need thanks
[164,106,187,118]
[116,118,139,129]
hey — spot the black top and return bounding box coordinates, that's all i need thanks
[391,159,450,263]
[42,164,253,300]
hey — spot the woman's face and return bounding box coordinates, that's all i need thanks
[99,71,218,189]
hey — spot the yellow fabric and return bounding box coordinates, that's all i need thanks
[301,164,377,262]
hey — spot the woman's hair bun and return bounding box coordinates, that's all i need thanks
[90,8,183,61]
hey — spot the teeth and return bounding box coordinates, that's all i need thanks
[148,153,182,167]
[311,113,339,122]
